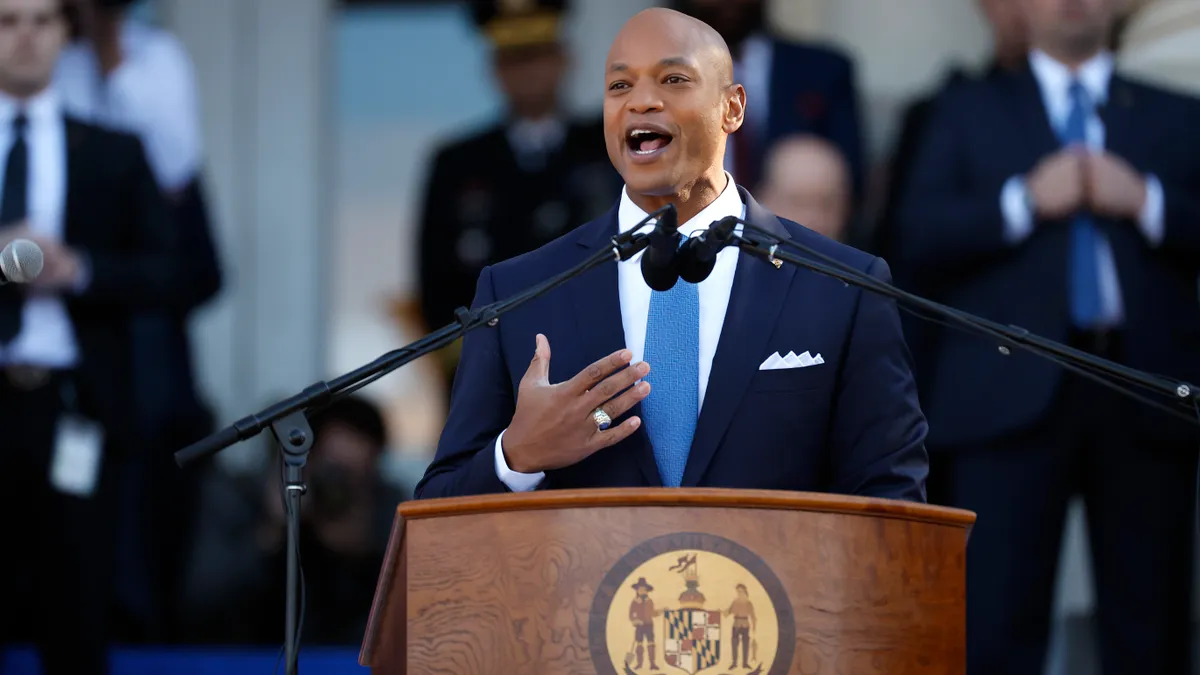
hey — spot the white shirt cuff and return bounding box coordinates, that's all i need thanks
[1001,175,1035,244]
[493,429,544,492]
[71,251,92,294]
[1138,174,1165,247]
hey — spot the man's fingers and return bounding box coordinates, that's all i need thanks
[584,361,650,408]
[589,417,642,451]
[595,380,651,422]
[523,333,552,385]
[566,348,633,395]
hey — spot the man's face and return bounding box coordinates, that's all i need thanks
[493,44,564,120]
[0,0,64,97]
[1019,0,1115,54]
[757,138,849,242]
[675,0,764,49]
[978,0,1029,64]
[603,20,741,197]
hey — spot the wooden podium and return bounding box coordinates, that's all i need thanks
[360,489,975,674]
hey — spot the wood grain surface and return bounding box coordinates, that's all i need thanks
[363,490,972,675]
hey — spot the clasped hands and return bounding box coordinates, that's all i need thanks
[1026,146,1147,221]
[502,334,651,474]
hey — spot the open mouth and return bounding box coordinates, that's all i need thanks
[626,127,674,156]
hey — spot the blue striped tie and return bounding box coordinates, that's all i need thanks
[641,274,700,488]
[1061,80,1104,328]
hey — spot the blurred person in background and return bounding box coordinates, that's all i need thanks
[877,0,1029,260]
[180,396,404,646]
[873,0,1029,504]
[417,0,619,390]
[0,0,181,671]
[672,0,866,201]
[896,0,1200,672]
[53,0,222,644]
[755,133,851,242]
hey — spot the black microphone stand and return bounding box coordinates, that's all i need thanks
[173,207,666,675]
[725,221,1200,420]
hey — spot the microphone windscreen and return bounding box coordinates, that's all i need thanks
[640,245,679,291]
[0,238,44,283]
[677,237,716,284]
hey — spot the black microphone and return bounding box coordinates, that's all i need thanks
[639,204,681,291]
[678,215,739,284]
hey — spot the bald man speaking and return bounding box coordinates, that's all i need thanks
[414,9,928,502]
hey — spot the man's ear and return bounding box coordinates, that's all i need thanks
[722,83,746,134]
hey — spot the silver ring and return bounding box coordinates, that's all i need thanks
[591,408,612,431]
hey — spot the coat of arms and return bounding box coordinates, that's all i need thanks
[590,533,792,675]
[662,555,722,673]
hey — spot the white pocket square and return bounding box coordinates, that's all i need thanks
[759,350,824,370]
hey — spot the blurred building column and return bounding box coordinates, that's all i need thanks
[157,0,333,469]
[1118,0,1200,96]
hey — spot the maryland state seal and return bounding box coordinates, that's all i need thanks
[589,533,794,675]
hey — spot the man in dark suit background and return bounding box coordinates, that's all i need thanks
[417,0,621,387]
[56,0,223,642]
[0,0,181,671]
[873,0,1028,504]
[415,8,927,503]
[896,0,1200,671]
[672,0,866,198]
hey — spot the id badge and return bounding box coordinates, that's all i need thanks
[49,413,105,498]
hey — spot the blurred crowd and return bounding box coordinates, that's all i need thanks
[0,0,1199,674]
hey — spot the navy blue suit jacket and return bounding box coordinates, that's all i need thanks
[740,38,865,196]
[896,67,1200,448]
[414,188,928,502]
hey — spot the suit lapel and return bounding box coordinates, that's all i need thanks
[62,119,87,245]
[681,188,795,487]
[1008,67,1062,162]
[570,205,661,486]
[1101,75,1137,160]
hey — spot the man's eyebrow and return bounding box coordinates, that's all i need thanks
[658,56,698,69]
[608,57,699,74]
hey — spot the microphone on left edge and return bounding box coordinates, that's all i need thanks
[0,238,43,285]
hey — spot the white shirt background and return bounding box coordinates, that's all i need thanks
[495,172,747,491]
[55,19,201,192]
[0,89,78,369]
[1000,49,1165,329]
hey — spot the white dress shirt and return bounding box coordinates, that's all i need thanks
[1000,49,1165,329]
[494,172,747,491]
[55,19,201,192]
[0,89,79,368]
[724,34,772,176]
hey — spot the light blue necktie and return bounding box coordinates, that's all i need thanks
[641,273,700,488]
[1060,79,1104,328]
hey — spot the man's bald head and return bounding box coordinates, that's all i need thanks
[609,8,734,88]
[757,135,851,241]
[603,8,746,216]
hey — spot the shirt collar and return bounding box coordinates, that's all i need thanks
[617,171,745,235]
[1029,48,1114,105]
[0,86,60,128]
[507,116,565,155]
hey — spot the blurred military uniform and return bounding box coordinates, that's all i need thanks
[417,0,620,381]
